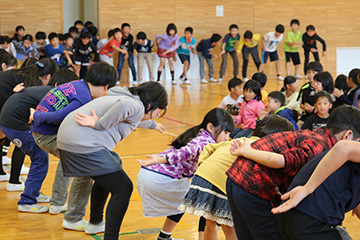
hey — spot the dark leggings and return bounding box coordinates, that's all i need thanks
[9,146,26,184]
[2,137,11,156]
[0,137,6,175]
[90,170,133,240]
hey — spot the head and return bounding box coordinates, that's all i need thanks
[275,24,285,38]
[313,71,334,93]
[243,80,262,101]
[0,52,18,71]
[48,32,59,47]
[166,23,177,37]
[136,31,147,45]
[335,74,350,94]
[63,33,74,47]
[58,33,64,44]
[210,33,222,46]
[113,28,122,41]
[281,75,299,92]
[87,26,98,38]
[107,29,115,39]
[15,25,25,38]
[347,68,360,88]
[267,91,285,113]
[306,25,316,37]
[184,27,193,40]
[35,31,46,44]
[229,24,239,38]
[253,115,295,138]
[290,19,300,32]
[84,62,117,98]
[228,77,244,97]
[0,36,11,50]
[252,72,267,89]
[306,61,323,84]
[84,21,94,29]
[79,31,92,45]
[314,91,332,116]
[74,20,84,32]
[48,69,79,86]
[22,34,33,49]
[68,26,79,39]
[121,23,131,37]
[36,58,59,85]
[243,30,253,42]
[325,105,360,140]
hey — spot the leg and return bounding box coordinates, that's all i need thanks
[285,52,291,76]
[219,52,228,77]
[198,217,206,240]
[229,51,239,77]
[183,60,189,78]
[294,53,301,76]
[242,47,250,78]
[157,57,165,81]
[117,52,125,81]
[206,57,214,78]
[204,219,218,240]
[250,47,261,71]
[168,57,175,80]
[198,52,206,80]
[313,51,320,62]
[158,213,184,240]
[2,137,11,157]
[137,53,145,82]
[73,64,81,77]
[144,53,154,81]
[50,161,72,206]
[0,136,7,175]
[221,225,237,240]
[304,49,310,75]
[275,60,280,76]
[127,52,137,81]
[9,146,25,184]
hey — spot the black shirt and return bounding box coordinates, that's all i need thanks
[0,70,25,110]
[302,33,326,51]
[73,38,99,62]
[301,113,328,131]
[297,82,316,121]
[121,34,134,53]
[133,39,154,53]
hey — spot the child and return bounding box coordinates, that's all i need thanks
[197,33,222,84]
[97,29,113,51]
[11,25,25,43]
[136,108,234,240]
[117,23,136,84]
[258,24,285,80]
[74,20,84,33]
[218,77,244,115]
[312,71,335,96]
[156,23,179,85]
[44,32,64,67]
[133,31,154,83]
[283,19,303,78]
[236,30,261,81]
[14,34,39,61]
[177,27,197,85]
[33,32,49,59]
[0,52,18,71]
[226,105,360,240]
[281,76,300,113]
[262,91,299,130]
[302,25,326,76]
[88,25,99,47]
[219,24,240,82]
[99,28,124,67]
[68,26,79,40]
[62,33,74,67]
[301,91,332,131]
[333,68,360,105]
[230,80,265,139]
[252,72,268,105]
[0,36,17,57]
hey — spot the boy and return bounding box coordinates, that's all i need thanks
[258,24,285,80]
[11,25,25,43]
[99,28,125,67]
[196,33,222,84]
[62,33,74,67]
[117,23,136,84]
[252,72,268,105]
[74,20,84,33]
[44,32,64,67]
[219,77,244,115]
[236,30,261,81]
[301,91,332,131]
[97,29,113,51]
[226,105,360,240]
[33,32,48,59]
[0,36,17,57]
[219,24,240,82]
[302,25,326,76]
[284,19,303,78]
[68,26,79,40]
[177,27,197,85]
[133,31,154,83]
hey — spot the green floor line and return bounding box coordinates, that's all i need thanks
[91,231,138,239]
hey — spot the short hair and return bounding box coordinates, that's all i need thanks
[166,23,177,35]
[229,24,239,31]
[68,26,79,34]
[326,105,360,139]
[314,71,334,93]
[335,74,350,94]
[58,33,64,41]
[84,21,94,29]
[63,33,73,41]
[15,25,25,32]
[228,77,244,91]
[252,72,267,87]
[48,32,58,41]
[48,69,79,86]
[348,68,360,86]
[244,80,262,101]
[35,32,46,40]
[79,31,92,39]
[210,33,222,43]
[244,30,253,39]
[87,26,98,37]
[0,36,10,44]
[121,23,131,29]
[0,52,18,71]
[306,25,315,31]
[281,75,297,91]
[84,62,117,88]
[314,91,332,103]
[136,31,147,40]
[22,34,33,42]
[290,19,300,26]
[253,115,295,138]
[306,61,323,73]
[185,27,193,34]
[112,28,121,36]
[268,91,285,106]
[275,24,285,33]
[107,29,115,38]
[74,20,83,26]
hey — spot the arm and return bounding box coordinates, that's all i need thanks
[261,36,266,51]
[63,51,74,65]
[236,38,244,54]
[315,34,326,52]
[137,119,167,134]
[92,43,99,62]
[10,43,17,57]
[168,34,180,52]
[33,45,40,59]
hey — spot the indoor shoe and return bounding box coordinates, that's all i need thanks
[37,195,51,203]
[49,203,68,214]
[18,204,49,213]
[6,182,25,192]
[62,218,88,231]
[85,220,105,234]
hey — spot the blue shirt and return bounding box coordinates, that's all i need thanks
[275,107,299,130]
[44,44,64,66]
[177,36,196,55]
[196,39,213,58]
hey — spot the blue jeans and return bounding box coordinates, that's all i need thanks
[117,52,137,81]
[1,126,49,205]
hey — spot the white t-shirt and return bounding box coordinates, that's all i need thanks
[263,32,283,52]
[219,94,243,109]
[0,42,17,58]
[97,38,109,51]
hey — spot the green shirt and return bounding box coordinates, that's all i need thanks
[283,30,302,52]
[224,33,240,51]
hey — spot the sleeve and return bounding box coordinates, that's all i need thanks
[353,91,360,107]
[133,42,139,51]
[218,98,226,109]
[168,34,180,52]
[137,119,156,129]
[149,40,154,48]
[91,43,100,62]
[223,34,230,43]
[155,34,162,43]
[253,34,260,45]
[10,43,17,57]
[302,34,309,50]
[301,116,312,130]
[128,34,134,52]
[338,94,352,105]
[236,38,245,53]
[33,45,39,59]
[315,34,326,51]
[284,32,292,44]
[285,92,300,111]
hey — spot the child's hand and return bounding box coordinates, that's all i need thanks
[212,54,218,59]
[136,154,164,166]
[74,109,98,128]
[333,88,344,98]
[219,50,225,56]
[298,41,304,46]
[13,83,24,93]
[271,185,311,214]
[133,50,138,57]
[259,109,268,120]
[154,123,166,134]
[124,52,129,60]
[28,108,35,124]
[322,51,326,57]
[310,48,317,53]
[230,138,251,157]
[304,103,314,113]
[173,54,177,62]
[162,50,170,56]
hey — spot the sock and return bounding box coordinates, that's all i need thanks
[170,71,174,80]
[277,74,280,77]
[9,146,25,184]
[2,138,10,156]
[184,78,188,81]
[157,71,162,81]
[157,230,172,240]
[0,137,7,175]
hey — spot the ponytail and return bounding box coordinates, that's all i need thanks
[281,76,297,92]
[170,125,202,149]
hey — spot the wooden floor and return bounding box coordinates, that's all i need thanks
[0,75,359,240]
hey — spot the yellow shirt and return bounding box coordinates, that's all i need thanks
[236,33,260,53]
[195,137,260,194]
[261,89,268,106]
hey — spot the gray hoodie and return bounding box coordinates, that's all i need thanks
[57,87,156,154]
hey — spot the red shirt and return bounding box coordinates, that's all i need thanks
[226,128,337,203]
[100,39,121,57]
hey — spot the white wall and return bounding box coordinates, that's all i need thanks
[63,0,98,33]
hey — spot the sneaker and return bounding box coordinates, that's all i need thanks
[179,75,184,80]
[209,77,217,82]
[2,156,11,165]
[85,220,105,235]
[156,80,164,85]
[243,77,250,82]
[277,75,284,80]
[200,79,208,84]
[0,173,9,182]
[37,195,51,203]
[49,203,68,215]
[62,219,88,232]
[18,204,49,213]
[132,81,138,85]
[20,164,30,174]
[218,77,223,82]
[183,79,191,85]
[171,80,177,85]
[294,74,303,79]
[6,182,25,192]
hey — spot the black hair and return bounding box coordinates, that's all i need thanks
[48,69,79,86]
[22,34,33,42]
[253,115,294,138]
[136,31,147,40]
[107,29,115,38]
[275,24,285,33]
[244,80,262,101]
[79,31,92,39]
[306,25,315,31]
[281,75,297,91]
[121,23,131,29]
[74,20,83,26]
[0,36,10,44]
[48,32,58,41]
[0,49,7,57]
[348,68,360,87]
[290,19,300,26]
[326,105,360,139]
[58,33,64,41]
[268,91,286,106]
[63,33,73,41]
[228,77,244,91]
[314,91,332,103]
[87,26,98,37]
[185,27,193,34]
[229,24,239,30]
[68,26,79,34]
[84,21,94,29]
[306,61,323,73]
[244,30,253,39]
[113,28,121,34]
[35,32,46,40]
[128,81,168,116]
[84,62,117,88]
[252,72,267,88]
[0,52,18,71]
[210,34,222,43]
[15,25,25,32]
[314,71,334,93]
[335,74,350,94]
[37,58,58,77]
[166,23,177,35]
[170,108,234,149]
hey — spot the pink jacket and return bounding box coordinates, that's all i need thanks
[235,99,265,130]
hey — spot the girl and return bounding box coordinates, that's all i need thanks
[333,69,360,106]
[14,34,39,61]
[57,82,168,239]
[156,23,179,85]
[136,108,234,240]
[99,28,125,67]
[0,36,17,57]
[332,74,349,109]
[179,115,295,240]
[280,76,301,113]
[313,71,335,102]
[0,52,18,71]
[230,80,265,139]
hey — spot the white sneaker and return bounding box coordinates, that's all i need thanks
[218,77,223,82]
[200,79,208,84]
[179,75,184,80]
[156,80,164,85]
[0,173,9,181]
[243,77,250,81]
[183,79,191,85]
[18,204,49,213]
[2,156,11,165]
[171,80,177,85]
[49,203,68,215]
[294,74,303,79]
[277,75,284,80]
[6,182,25,192]
[209,78,217,82]
[20,165,30,174]
[62,219,88,231]
[85,220,105,234]
[37,195,51,203]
